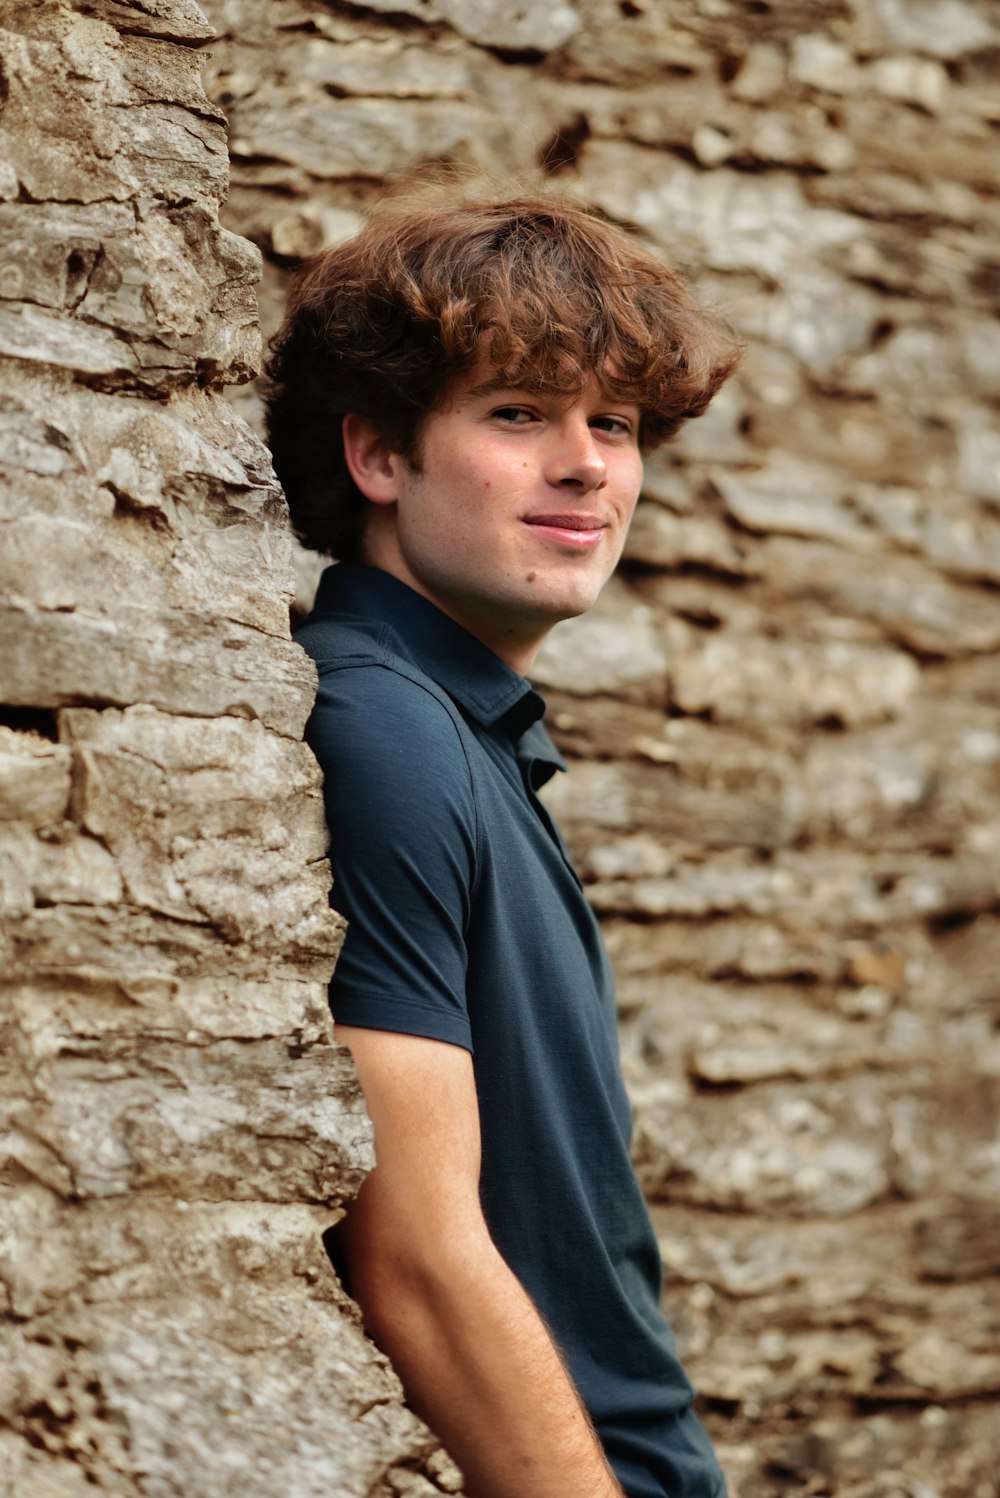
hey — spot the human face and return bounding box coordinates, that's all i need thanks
[356,365,644,672]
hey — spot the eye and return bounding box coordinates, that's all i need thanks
[590,414,634,437]
[490,405,535,424]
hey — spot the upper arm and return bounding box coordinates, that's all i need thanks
[308,669,489,1290]
[339,1024,481,1194]
[307,665,478,1051]
[335,1024,488,1305]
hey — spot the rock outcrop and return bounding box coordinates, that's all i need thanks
[0,3,455,1493]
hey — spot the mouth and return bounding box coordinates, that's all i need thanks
[522,513,607,549]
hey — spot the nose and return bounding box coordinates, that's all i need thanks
[544,416,607,493]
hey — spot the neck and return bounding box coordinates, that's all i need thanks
[360,536,543,675]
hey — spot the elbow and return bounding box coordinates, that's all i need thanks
[345,1240,449,1365]
[334,1204,496,1347]
[344,1238,412,1340]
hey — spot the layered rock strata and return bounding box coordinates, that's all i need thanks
[0,3,455,1494]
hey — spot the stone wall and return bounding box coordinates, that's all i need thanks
[0,3,454,1494]
[200,2,1000,1495]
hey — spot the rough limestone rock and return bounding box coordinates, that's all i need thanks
[197,0,1000,1491]
[0,3,458,1495]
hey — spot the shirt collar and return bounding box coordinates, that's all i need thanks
[309,565,564,765]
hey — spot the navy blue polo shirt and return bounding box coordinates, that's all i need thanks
[297,564,725,1498]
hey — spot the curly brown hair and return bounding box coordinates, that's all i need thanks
[264,190,742,560]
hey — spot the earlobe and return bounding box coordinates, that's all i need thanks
[342,412,401,506]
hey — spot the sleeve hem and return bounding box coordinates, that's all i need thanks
[330,989,474,1054]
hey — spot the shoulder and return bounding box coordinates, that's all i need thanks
[306,658,479,859]
[309,655,470,774]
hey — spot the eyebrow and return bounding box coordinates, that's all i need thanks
[459,377,640,412]
[461,377,524,403]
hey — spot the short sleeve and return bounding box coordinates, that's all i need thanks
[306,662,478,1052]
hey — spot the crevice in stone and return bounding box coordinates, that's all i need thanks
[0,705,59,739]
[65,243,105,313]
[539,112,591,176]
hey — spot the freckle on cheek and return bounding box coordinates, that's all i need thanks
[526,571,536,583]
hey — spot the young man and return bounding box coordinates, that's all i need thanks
[265,191,741,1498]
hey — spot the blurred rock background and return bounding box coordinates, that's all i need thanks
[2,0,998,1495]
[198,1,1000,1494]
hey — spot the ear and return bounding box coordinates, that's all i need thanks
[342,413,406,506]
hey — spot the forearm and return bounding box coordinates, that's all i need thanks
[333,1027,624,1497]
[346,1216,623,1498]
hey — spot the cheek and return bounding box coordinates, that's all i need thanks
[623,459,644,508]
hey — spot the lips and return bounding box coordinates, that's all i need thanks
[524,513,605,531]
[520,518,604,554]
[522,513,607,550]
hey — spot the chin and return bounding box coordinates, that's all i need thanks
[536,579,607,622]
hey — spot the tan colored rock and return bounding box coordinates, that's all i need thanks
[956,413,1000,508]
[0,1197,443,1497]
[756,537,1000,654]
[624,502,756,576]
[789,34,860,93]
[914,1195,1000,1282]
[300,0,581,52]
[670,630,920,728]
[532,576,669,701]
[635,1076,895,1217]
[542,747,804,850]
[0,730,72,825]
[435,0,581,52]
[229,90,501,180]
[1,2,457,1493]
[581,143,858,280]
[869,0,998,59]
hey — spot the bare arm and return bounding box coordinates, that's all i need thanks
[333,1024,625,1498]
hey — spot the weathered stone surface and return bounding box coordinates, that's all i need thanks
[2,4,457,1494]
[712,460,878,550]
[0,729,72,825]
[869,0,998,59]
[0,11,230,221]
[2,1025,370,1205]
[635,1074,896,1217]
[0,375,295,632]
[581,143,859,281]
[0,1198,447,1498]
[623,501,757,576]
[0,204,260,392]
[670,629,920,728]
[230,91,500,181]
[297,0,581,52]
[532,576,669,702]
[755,537,1000,655]
[914,1196,1000,1283]
[436,0,581,52]
[542,746,805,850]
[0,601,316,735]
[63,707,332,942]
